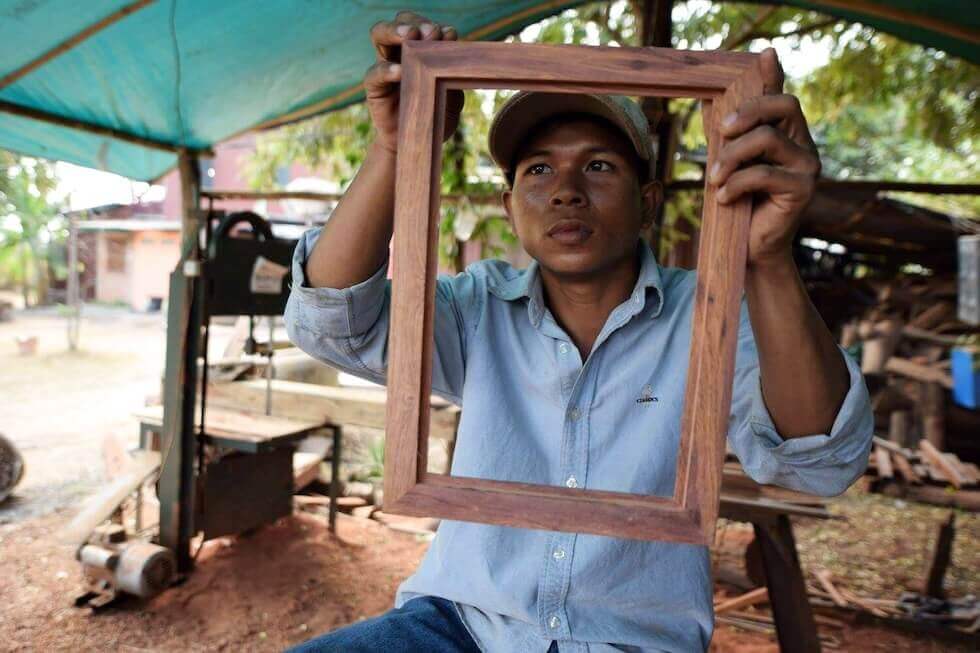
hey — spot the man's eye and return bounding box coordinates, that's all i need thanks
[527,163,551,175]
[587,160,614,172]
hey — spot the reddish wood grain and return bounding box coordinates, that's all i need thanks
[681,62,763,542]
[384,40,763,544]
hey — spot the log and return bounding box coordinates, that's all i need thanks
[874,446,894,479]
[892,453,922,484]
[714,587,769,614]
[920,382,946,449]
[888,410,911,448]
[873,435,912,459]
[919,440,968,489]
[884,359,953,389]
[861,318,903,374]
[921,512,955,599]
[293,452,324,491]
[908,302,954,330]
[814,569,848,608]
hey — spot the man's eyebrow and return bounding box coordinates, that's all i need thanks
[520,149,551,160]
[584,146,626,156]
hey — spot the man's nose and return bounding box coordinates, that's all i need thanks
[550,171,587,207]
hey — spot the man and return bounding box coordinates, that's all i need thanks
[285,11,872,653]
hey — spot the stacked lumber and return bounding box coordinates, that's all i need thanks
[866,436,980,511]
[837,275,979,505]
[714,570,980,645]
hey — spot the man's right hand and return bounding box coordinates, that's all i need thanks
[366,11,465,153]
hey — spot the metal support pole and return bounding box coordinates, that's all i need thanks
[158,150,202,574]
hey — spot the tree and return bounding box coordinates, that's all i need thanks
[0,151,65,306]
[246,1,979,265]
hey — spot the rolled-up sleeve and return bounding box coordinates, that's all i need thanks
[283,227,479,404]
[727,303,874,496]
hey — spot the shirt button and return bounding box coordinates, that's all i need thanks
[558,343,570,355]
[548,615,561,630]
[553,547,566,560]
[569,408,581,421]
[565,475,578,488]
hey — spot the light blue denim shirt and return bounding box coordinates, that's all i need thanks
[284,228,873,653]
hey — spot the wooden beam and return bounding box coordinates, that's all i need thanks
[919,440,967,489]
[714,586,769,614]
[884,358,953,389]
[756,517,823,653]
[0,99,211,156]
[200,189,499,205]
[921,511,956,599]
[668,178,980,195]
[0,0,158,89]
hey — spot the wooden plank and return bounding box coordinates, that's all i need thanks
[952,456,980,485]
[905,485,980,512]
[383,40,762,545]
[874,446,894,479]
[919,440,968,489]
[681,60,762,543]
[756,517,823,653]
[887,410,911,448]
[921,512,955,599]
[59,451,160,546]
[134,405,324,441]
[884,358,953,389]
[873,435,912,459]
[815,568,849,608]
[206,380,460,441]
[892,453,922,484]
[714,587,769,614]
[293,452,323,491]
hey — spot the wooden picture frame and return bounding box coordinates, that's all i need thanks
[384,41,763,545]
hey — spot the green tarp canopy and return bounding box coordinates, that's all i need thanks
[1,1,976,182]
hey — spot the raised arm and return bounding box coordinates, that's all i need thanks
[304,11,463,289]
[709,49,849,439]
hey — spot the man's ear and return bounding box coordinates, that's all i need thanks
[639,180,663,228]
[501,188,514,226]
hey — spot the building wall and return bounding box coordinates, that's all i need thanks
[93,230,180,309]
[159,132,310,220]
[95,232,131,304]
[127,230,180,310]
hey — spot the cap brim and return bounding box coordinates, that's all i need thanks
[488,92,650,177]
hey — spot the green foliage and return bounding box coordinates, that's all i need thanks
[0,151,65,305]
[246,0,978,267]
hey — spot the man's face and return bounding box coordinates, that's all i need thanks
[502,116,660,280]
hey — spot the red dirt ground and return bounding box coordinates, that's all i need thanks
[1,507,972,652]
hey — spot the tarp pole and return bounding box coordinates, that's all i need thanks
[0,0,159,90]
[0,99,212,156]
[158,149,202,574]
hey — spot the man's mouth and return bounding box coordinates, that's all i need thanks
[546,219,594,245]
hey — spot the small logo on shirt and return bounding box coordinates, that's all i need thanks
[636,384,659,404]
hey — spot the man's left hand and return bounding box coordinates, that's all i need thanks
[709,47,821,267]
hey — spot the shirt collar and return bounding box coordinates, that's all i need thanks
[487,240,665,325]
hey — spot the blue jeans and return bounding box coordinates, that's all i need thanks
[287,596,560,652]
